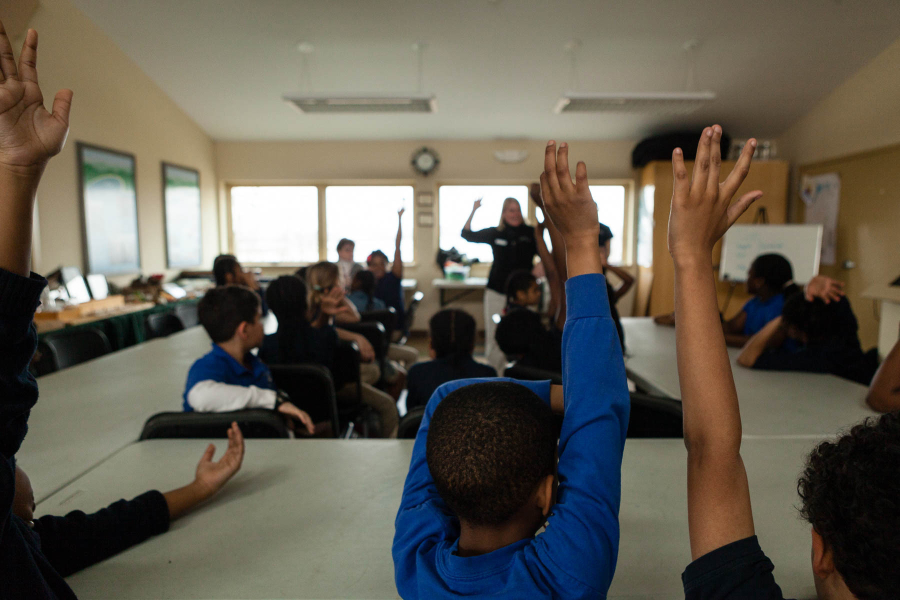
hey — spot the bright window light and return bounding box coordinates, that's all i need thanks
[325,186,414,263]
[230,186,319,263]
[438,185,529,263]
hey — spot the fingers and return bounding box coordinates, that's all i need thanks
[555,143,574,192]
[574,161,588,193]
[690,127,713,197]
[50,89,73,124]
[201,444,216,464]
[707,125,723,199]
[725,190,763,227]
[672,148,690,201]
[720,138,757,201]
[0,20,17,82]
[543,141,562,199]
[18,29,37,84]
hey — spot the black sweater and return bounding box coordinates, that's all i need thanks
[0,268,169,598]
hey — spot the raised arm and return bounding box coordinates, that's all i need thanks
[531,182,569,327]
[736,316,785,368]
[530,142,630,592]
[669,126,763,560]
[605,264,634,302]
[462,198,481,232]
[393,208,404,278]
[868,335,900,412]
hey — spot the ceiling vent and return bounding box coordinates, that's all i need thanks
[283,94,437,114]
[554,91,716,115]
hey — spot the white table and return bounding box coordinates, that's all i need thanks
[39,438,821,599]
[401,278,418,291]
[19,327,211,503]
[431,277,488,307]
[621,318,876,437]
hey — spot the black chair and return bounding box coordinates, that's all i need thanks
[396,291,424,345]
[627,392,683,438]
[38,328,112,374]
[331,340,372,437]
[174,303,200,328]
[361,308,397,341]
[503,362,563,384]
[397,406,426,439]
[140,410,290,440]
[269,364,340,438]
[146,313,185,339]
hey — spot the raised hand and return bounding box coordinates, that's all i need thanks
[277,401,315,435]
[667,126,762,263]
[805,275,844,304]
[193,422,245,497]
[529,182,543,207]
[472,198,483,211]
[320,286,350,316]
[0,24,72,175]
[398,207,405,218]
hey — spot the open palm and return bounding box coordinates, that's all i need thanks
[0,24,72,172]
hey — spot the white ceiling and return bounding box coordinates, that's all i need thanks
[72,0,900,142]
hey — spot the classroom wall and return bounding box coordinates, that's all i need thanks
[215,139,639,331]
[13,0,219,285]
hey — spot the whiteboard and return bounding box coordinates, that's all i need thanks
[719,225,823,284]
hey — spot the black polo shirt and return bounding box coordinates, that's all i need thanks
[461,224,537,294]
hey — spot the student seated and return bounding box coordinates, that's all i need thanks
[737,292,876,384]
[336,238,362,293]
[393,141,630,598]
[598,223,632,350]
[302,264,400,437]
[367,208,407,324]
[213,253,268,316]
[405,309,497,410]
[347,270,387,313]
[494,270,563,372]
[13,423,244,578]
[668,125,900,600]
[866,335,900,411]
[183,285,315,434]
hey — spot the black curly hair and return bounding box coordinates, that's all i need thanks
[426,381,557,527]
[750,253,794,292]
[797,411,900,599]
[198,285,260,343]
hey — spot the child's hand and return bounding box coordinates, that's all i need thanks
[667,126,762,264]
[472,198,483,211]
[0,25,73,177]
[529,182,543,207]
[355,335,376,362]
[277,401,316,435]
[804,275,844,304]
[539,142,600,246]
[320,287,350,316]
[193,422,245,498]
[398,207,405,218]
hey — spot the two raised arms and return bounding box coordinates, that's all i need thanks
[0,23,72,276]
[669,126,764,559]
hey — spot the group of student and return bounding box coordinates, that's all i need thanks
[2,21,898,599]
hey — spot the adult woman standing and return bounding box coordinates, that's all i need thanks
[461,197,537,370]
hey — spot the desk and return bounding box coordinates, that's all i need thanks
[40,438,820,599]
[621,318,876,437]
[431,277,488,307]
[19,327,211,503]
[43,440,409,600]
[401,278,417,290]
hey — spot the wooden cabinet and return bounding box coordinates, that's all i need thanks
[635,160,789,318]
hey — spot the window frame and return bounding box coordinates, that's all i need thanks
[225,180,417,268]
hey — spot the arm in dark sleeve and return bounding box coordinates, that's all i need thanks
[460,227,497,244]
[33,490,170,577]
[752,346,830,373]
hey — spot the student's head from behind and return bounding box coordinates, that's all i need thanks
[198,285,263,350]
[336,239,355,263]
[366,250,390,279]
[598,223,614,261]
[12,465,35,524]
[781,293,834,345]
[798,411,900,599]
[427,382,557,534]
[429,309,476,361]
[505,270,540,307]
[305,261,341,310]
[498,197,524,230]
[266,275,308,323]
[213,254,242,287]
[351,269,376,295]
[747,253,793,296]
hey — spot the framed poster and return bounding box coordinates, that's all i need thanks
[78,143,141,275]
[162,163,202,268]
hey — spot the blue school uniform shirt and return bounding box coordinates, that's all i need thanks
[393,274,631,599]
[182,344,274,411]
[347,290,387,314]
[742,293,784,336]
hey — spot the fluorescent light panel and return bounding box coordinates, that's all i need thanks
[554,91,716,115]
[283,94,437,113]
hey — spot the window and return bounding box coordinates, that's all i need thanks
[590,185,626,264]
[230,186,319,264]
[325,186,414,263]
[438,185,529,263]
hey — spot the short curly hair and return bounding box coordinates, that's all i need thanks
[797,411,900,599]
[426,381,557,527]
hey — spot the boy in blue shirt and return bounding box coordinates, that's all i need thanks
[393,141,630,598]
[184,285,314,434]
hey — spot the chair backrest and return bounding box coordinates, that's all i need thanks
[146,313,186,339]
[503,362,563,385]
[397,406,425,439]
[41,328,112,372]
[338,321,388,362]
[269,364,340,438]
[404,291,424,332]
[140,410,290,440]
[174,303,200,328]
[360,308,397,338]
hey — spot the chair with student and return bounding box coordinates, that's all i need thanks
[269,363,340,438]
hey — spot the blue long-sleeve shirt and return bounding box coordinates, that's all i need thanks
[392,273,630,599]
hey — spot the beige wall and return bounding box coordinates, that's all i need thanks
[216,139,638,331]
[15,0,219,285]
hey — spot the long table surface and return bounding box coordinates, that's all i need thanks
[621,317,876,437]
[20,326,211,503]
[38,438,822,599]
